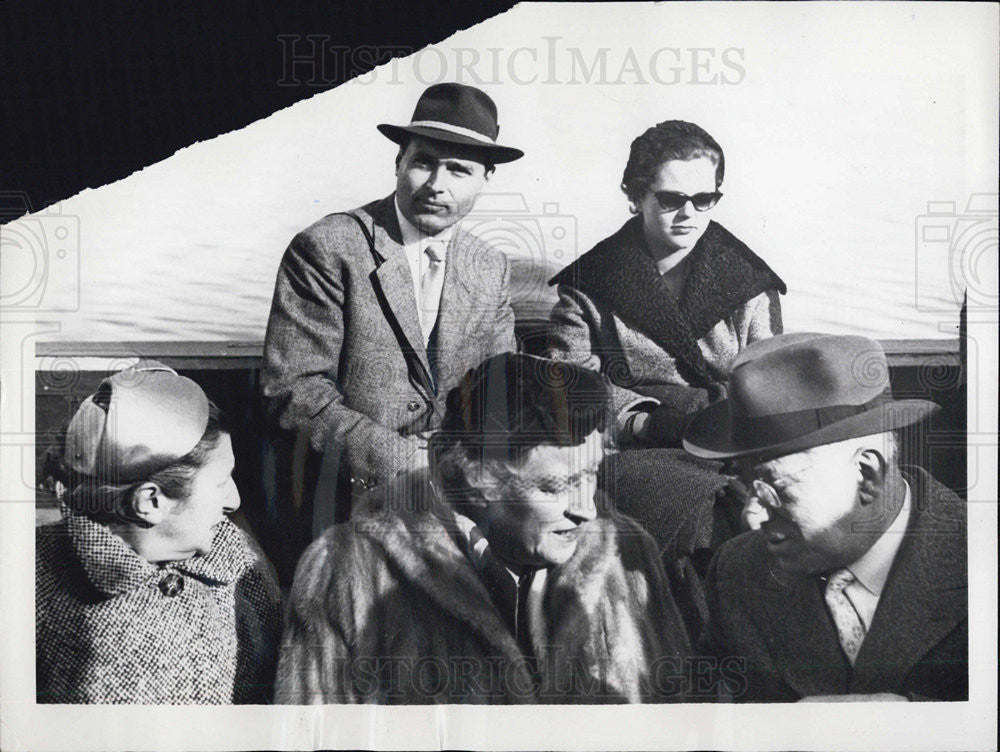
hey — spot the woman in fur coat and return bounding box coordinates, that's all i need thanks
[275,354,694,704]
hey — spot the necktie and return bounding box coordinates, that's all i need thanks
[824,568,866,665]
[419,240,445,343]
[515,570,535,659]
[468,534,536,660]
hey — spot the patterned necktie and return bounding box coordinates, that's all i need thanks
[419,240,445,342]
[824,568,866,665]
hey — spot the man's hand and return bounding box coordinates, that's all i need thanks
[403,443,431,474]
[798,693,909,702]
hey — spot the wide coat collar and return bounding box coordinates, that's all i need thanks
[743,467,966,697]
[354,195,490,394]
[356,486,528,666]
[549,217,785,387]
[65,510,255,598]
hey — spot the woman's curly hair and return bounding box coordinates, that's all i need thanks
[621,120,725,204]
[429,353,613,509]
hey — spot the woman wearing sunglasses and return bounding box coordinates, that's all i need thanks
[548,119,785,448]
[546,121,786,635]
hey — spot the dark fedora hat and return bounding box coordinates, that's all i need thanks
[683,333,940,461]
[377,82,524,163]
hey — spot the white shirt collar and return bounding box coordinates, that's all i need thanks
[394,195,454,249]
[848,479,912,596]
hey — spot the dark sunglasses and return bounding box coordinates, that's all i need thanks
[652,190,722,212]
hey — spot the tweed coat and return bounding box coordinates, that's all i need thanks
[702,467,968,702]
[36,513,282,704]
[274,475,694,704]
[262,195,517,488]
[547,216,785,425]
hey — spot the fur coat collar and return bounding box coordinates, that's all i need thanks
[550,217,785,386]
[289,480,693,702]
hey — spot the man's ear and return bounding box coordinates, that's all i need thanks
[127,482,169,525]
[482,165,494,181]
[856,448,887,506]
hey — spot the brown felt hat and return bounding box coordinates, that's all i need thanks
[683,333,939,461]
[377,83,524,163]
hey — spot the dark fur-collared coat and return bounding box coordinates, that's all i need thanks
[36,512,282,704]
[274,479,694,704]
[547,216,785,423]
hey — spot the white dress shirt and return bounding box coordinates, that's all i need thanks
[842,481,912,630]
[394,198,452,331]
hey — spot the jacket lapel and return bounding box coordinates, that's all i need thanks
[432,232,479,390]
[364,197,434,393]
[681,222,787,339]
[851,469,967,693]
[749,562,850,697]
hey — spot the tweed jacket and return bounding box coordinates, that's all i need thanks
[702,467,968,702]
[36,513,282,704]
[262,195,517,487]
[274,476,694,704]
[547,217,785,424]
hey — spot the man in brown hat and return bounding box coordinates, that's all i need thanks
[686,333,967,702]
[261,84,523,576]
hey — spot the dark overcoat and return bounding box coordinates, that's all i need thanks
[702,467,968,702]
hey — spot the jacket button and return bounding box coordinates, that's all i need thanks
[407,400,422,412]
[159,572,185,597]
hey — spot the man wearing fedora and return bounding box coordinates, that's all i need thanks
[686,333,967,702]
[262,83,522,574]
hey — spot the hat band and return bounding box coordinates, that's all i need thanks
[732,391,891,449]
[408,120,497,145]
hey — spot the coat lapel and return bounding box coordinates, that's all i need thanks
[851,469,967,693]
[550,217,715,386]
[364,197,434,394]
[681,222,787,339]
[432,232,480,390]
[749,561,851,697]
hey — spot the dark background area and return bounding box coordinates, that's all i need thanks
[1,0,517,218]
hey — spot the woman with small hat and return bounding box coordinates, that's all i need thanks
[36,362,282,704]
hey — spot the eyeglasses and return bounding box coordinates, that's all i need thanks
[652,190,722,212]
[748,479,782,509]
[497,466,600,496]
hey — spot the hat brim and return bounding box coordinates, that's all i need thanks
[377,123,524,163]
[683,398,940,462]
